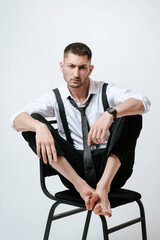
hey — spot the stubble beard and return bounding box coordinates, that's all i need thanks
[66,76,90,89]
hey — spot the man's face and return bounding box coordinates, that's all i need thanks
[60,53,94,89]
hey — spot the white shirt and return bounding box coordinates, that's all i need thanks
[11,79,151,150]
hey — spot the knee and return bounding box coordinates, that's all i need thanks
[112,115,142,137]
[125,115,142,128]
[31,113,57,134]
[114,115,142,127]
[22,113,45,141]
[31,113,44,121]
[124,115,143,138]
[31,113,49,127]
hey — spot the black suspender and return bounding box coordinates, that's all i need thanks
[102,82,109,111]
[53,82,109,146]
[53,88,73,145]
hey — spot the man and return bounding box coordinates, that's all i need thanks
[11,42,150,217]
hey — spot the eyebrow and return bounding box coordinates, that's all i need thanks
[68,63,88,67]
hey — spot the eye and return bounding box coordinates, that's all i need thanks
[80,66,86,70]
[69,64,74,68]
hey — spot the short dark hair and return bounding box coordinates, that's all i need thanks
[64,42,92,61]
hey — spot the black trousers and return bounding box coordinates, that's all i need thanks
[22,113,142,191]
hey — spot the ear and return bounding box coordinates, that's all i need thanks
[60,62,64,73]
[89,65,94,75]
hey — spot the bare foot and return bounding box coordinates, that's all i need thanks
[93,186,112,217]
[82,189,99,210]
[75,182,99,210]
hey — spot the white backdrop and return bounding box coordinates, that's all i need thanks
[1,0,159,239]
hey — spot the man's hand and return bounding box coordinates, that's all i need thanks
[87,111,114,146]
[35,123,57,165]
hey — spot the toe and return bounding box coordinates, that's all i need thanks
[94,203,102,215]
[101,206,112,217]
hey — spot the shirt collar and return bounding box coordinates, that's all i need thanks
[88,78,99,96]
[63,78,99,100]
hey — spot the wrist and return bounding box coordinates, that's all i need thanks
[106,107,117,121]
[96,181,110,194]
[34,121,46,132]
[105,111,114,121]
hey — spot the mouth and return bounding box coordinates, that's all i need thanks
[71,78,80,82]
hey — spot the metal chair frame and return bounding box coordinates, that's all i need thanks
[39,120,147,240]
[40,159,147,240]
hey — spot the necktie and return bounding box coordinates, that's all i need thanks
[68,95,97,188]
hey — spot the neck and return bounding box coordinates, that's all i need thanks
[68,80,90,103]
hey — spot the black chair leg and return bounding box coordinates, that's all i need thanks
[136,200,147,240]
[43,202,60,240]
[82,210,92,240]
[99,215,109,240]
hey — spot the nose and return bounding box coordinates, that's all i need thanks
[73,67,80,78]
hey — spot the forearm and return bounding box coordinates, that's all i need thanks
[14,112,58,163]
[13,112,44,132]
[114,98,144,118]
[88,98,144,145]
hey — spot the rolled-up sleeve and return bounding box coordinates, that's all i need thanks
[10,91,56,130]
[107,83,151,113]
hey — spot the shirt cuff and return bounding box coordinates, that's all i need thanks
[140,96,151,114]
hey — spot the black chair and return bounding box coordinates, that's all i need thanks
[39,120,147,240]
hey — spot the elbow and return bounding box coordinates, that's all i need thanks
[137,100,145,114]
[13,117,20,132]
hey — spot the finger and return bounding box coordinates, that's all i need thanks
[36,143,41,159]
[46,145,54,165]
[92,129,99,144]
[85,196,91,210]
[96,129,103,143]
[41,145,48,164]
[102,129,107,143]
[51,144,57,162]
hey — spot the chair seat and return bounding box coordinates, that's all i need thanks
[55,188,141,208]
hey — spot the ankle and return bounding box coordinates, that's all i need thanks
[96,182,110,194]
